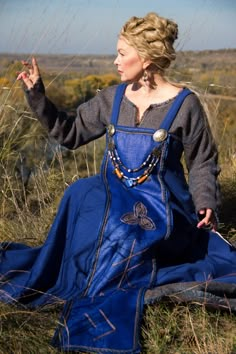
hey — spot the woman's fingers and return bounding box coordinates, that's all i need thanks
[16,71,34,89]
[17,57,40,88]
[32,57,40,77]
[197,208,217,231]
[21,60,32,72]
[197,216,211,229]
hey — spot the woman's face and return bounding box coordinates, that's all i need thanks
[114,37,146,82]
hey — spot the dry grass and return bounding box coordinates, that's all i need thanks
[0,302,60,354]
[141,303,236,354]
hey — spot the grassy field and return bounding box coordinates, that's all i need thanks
[0,51,236,353]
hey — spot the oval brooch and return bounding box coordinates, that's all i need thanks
[153,129,168,142]
[107,124,116,136]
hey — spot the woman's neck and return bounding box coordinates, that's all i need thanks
[131,76,174,97]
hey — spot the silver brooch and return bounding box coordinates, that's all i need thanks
[153,129,168,142]
[107,124,116,136]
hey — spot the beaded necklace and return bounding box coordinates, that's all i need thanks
[107,124,168,188]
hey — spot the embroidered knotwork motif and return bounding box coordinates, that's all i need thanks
[120,202,156,230]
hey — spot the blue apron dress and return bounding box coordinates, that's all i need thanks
[1,84,236,353]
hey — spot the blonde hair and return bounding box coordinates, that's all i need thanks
[120,12,178,73]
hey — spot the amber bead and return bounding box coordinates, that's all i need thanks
[137,175,148,184]
[114,168,123,179]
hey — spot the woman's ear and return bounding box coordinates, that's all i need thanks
[143,60,152,70]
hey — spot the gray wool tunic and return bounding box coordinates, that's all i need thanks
[25,79,220,214]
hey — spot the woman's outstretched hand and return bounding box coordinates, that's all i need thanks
[17,57,40,90]
[197,208,217,232]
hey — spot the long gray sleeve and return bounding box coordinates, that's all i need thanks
[25,78,109,149]
[183,113,221,212]
[168,93,221,212]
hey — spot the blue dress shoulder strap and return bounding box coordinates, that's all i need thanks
[110,83,127,125]
[159,88,192,131]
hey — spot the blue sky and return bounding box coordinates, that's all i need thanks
[0,0,235,55]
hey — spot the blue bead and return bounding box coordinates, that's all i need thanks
[124,179,134,188]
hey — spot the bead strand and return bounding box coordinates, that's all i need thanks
[108,137,160,187]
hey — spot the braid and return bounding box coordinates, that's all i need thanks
[120,12,178,72]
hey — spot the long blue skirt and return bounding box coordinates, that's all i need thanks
[1,174,236,353]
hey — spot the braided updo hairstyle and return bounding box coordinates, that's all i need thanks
[120,12,178,73]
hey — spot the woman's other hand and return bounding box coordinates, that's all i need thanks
[197,208,217,231]
[17,57,40,90]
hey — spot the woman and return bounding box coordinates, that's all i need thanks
[2,12,236,353]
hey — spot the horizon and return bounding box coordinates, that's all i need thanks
[1,48,236,58]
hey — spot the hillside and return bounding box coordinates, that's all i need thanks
[0,48,236,75]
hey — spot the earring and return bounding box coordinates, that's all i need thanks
[143,70,148,82]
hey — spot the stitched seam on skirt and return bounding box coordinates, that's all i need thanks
[83,155,111,296]
[158,139,172,240]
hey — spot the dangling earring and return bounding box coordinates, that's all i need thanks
[143,70,148,82]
